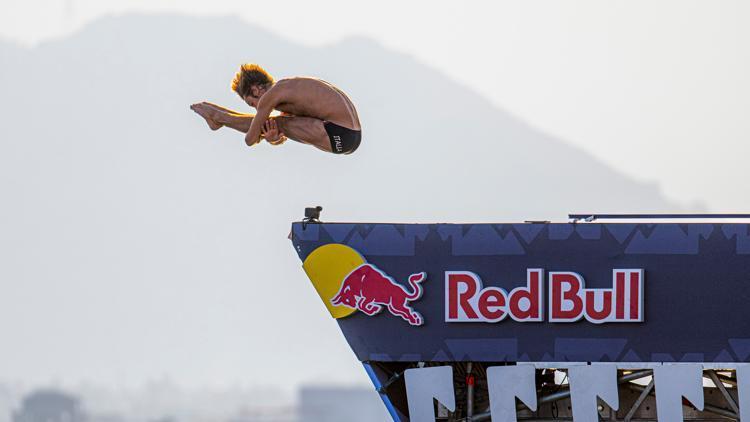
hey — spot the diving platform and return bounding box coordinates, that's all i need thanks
[290,212,750,421]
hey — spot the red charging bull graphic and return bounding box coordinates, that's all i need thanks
[331,263,426,326]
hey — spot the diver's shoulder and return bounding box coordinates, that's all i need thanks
[278,76,315,82]
[279,76,330,86]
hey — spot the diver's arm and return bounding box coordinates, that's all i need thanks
[245,86,284,146]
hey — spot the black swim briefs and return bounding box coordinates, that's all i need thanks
[324,121,361,154]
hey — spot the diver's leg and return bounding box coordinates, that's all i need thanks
[203,102,243,115]
[191,102,255,133]
[214,112,254,133]
[274,116,333,153]
[203,103,257,133]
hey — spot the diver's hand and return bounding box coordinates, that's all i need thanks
[262,119,286,145]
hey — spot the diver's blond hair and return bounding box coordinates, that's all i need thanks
[231,64,274,98]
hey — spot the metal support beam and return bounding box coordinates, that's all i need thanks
[377,369,404,394]
[715,371,738,388]
[568,213,750,222]
[467,362,474,421]
[623,379,653,422]
[707,370,740,415]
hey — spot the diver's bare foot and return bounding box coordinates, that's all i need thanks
[205,117,222,131]
[190,103,222,131]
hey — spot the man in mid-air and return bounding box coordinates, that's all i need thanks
[191,64,361,154]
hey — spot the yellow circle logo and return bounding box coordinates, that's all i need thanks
[302,243,365,318]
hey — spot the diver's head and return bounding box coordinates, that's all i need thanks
[231,63,274,108]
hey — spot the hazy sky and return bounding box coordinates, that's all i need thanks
[2,0,749,211]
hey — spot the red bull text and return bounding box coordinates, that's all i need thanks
[446,269,644,324]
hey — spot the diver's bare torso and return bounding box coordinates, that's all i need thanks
[273,77,361,131]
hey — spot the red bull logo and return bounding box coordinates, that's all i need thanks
[331,263,426,326]
[302,243,645,327]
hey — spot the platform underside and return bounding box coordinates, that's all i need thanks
[366,362,744,421]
